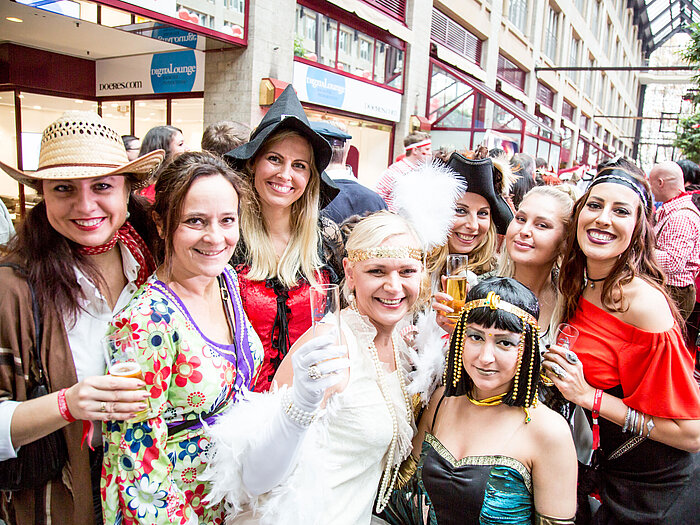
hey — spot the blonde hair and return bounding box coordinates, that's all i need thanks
[240,129,323,287]
[427,221,498,283]
[343,211,430,310]
[496,184,577,329]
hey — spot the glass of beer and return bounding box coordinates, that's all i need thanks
[445,254,469,320]
[103,332,151,422]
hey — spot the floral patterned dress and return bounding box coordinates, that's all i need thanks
[101,266,264,525]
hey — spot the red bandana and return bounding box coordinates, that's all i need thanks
[78,221,155,287]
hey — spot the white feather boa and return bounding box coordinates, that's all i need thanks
[203,386,336,525]
[403,309,449,406]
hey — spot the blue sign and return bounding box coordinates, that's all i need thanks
[305,67,346,108]
[151,27,198,49]
[150,51,197,93]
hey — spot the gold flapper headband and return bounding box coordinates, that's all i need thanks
[347,247,423,262]
[464,291,540,331]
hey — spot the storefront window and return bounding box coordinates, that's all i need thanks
[101,100,132,137]
[0,92,17,199]
[172,98,204,151]
[294,4,404,90]
[134,99,167,140]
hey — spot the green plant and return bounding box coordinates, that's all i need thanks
[294,35,306,58]
[675,24,700,160]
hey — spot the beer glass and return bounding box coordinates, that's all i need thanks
[309,283,348,389]
[445,254,469,320]
[103,332,151,422]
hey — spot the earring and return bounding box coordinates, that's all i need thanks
[348,292,357,311]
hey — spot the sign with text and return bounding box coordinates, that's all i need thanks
[96,50,204,96]
[293,62,402,122]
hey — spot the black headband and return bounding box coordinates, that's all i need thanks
[589,168,652,212]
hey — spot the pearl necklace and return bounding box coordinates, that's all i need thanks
[367,334,412,513]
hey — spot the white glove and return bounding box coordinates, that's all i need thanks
[241,334,349,496]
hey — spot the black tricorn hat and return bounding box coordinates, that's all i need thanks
[446,153,514,234]
[225,85,339,207]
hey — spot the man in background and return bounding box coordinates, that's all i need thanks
[202,121,251,156]
[311,121,386,225]
[649,160,700,319]
[375,131,432,210]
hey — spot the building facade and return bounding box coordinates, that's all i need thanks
[0,0,649,216]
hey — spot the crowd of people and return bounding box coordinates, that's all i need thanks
[0,83,698,525]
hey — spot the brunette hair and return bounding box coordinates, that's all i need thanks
[2,179,149,324]
[139,125,183,160]
[558,164,677,323]
[240,129,323,288]
[201,121,251,156]
[152,151,243,273]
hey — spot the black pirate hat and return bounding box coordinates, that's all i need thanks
[225,85,338,206]
[447,153,514,234]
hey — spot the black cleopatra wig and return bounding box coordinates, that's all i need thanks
[443,277,541,409]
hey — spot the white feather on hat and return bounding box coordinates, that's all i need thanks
[392,160,466,253]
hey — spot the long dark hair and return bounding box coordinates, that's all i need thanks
[139,125,182,159]
[152,151,243,273]
[2,184,151,324]
[444,277,541,408]
[559,160,677,323]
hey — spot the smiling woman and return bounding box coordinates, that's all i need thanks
[0,111,163,525]
[205,211,427,524]
[101,151,264,524]
[380,277,577,525]
[224,85,344,392]
[546,159,700,523]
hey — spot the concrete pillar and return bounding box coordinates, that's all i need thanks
[393,0,432,156]
[203,0,296,128]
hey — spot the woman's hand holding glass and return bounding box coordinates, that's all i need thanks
[542,342,596,410]
[290,333,350,413]
[58,332,152,422]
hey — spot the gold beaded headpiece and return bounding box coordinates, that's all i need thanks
[443,291,541,423]
[347,247,423,262]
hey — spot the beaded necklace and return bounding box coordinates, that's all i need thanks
[367,334,412,513]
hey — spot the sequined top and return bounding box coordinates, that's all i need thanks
[380,433,533,525]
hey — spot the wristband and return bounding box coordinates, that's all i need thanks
[57,388,76,423]
[591,389,603,451]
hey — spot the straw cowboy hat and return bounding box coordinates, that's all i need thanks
[225,85,339,207]
[0,111,164,189]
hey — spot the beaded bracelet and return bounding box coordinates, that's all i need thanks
[57,388,76,423]
[282,390,316,428]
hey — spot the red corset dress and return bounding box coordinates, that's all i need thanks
[236,265,331,392]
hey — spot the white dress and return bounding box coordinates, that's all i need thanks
[205,308,414,525]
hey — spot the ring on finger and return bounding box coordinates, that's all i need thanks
[551,363,568,380]
[308,364,322,381]
[100,401,107,413]
[564,350,579,365]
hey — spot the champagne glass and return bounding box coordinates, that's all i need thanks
[555,323,579,350]
[309,283,348,389]
[445,254,469,320]
[102,332,151,422]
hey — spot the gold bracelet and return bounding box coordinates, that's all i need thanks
[534,512,575,525]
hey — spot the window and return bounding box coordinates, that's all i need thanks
[576,0,586,13]
[562,100,575,122]
[508,0,528,35]
[294,5,404,90]
[537,82,555,109]
[590,0,600,39]
[580,113,590,132]
[360,0,406,23]
[586,57,595,95]
[431,8,483,67]
[544,6,559,62]
[569,37,580,84]
[497,54,527,91]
